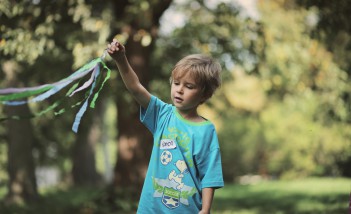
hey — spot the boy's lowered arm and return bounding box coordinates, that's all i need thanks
[107,40,151,109]
[200,187,215,214]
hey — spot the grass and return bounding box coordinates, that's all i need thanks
[0,177,350,213]
[212,177,351,214]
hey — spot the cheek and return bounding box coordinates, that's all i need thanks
[186,91,201,101]
[170,87,175,98]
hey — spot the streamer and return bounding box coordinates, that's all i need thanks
[0,54,111,133]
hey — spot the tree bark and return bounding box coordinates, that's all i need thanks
[111,0,173,196]
[113,39,154,195]
[72,107,102,187]
[2,61,38,204]
[5,105,39,204]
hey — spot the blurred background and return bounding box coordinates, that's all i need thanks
[0,0,350,213]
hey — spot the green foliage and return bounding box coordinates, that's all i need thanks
[0,186,138,214]
[259,1,349,123]
[0,2,55,64]
[212,177,350,214]
[297,0,351,74]
[0,0,113,174]
[261,99,351,178]
[255,0,350,178]
[0,177,348,213]
[153,0,351,180]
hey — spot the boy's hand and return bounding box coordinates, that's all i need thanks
[107,39,125,61]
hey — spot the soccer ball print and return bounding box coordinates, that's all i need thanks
[160,150,172,165]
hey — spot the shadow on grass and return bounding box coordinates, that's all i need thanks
[0,187,138,214]
[212,185,348,214]
[0,180,349,214]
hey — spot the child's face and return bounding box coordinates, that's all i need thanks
[170,72,205,114]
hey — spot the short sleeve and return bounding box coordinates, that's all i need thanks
[140,95,172,134]
[195,128,224,189]
[140,95,157,133]
[198,148,224,189]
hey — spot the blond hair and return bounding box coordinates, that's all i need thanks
[170,54,222,100]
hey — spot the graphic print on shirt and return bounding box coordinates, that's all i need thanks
[168,160,189,190]
[155,127,194,167]
[161,159,189,208]
[160,150,172,165]
[152,128,198,210]
[155,156,196,209]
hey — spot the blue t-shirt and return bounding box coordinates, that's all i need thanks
[137,95,224,213]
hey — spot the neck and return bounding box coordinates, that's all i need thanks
[176,109,205,122]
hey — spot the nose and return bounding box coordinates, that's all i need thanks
[176,85,184,94]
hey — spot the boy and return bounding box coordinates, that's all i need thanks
[107,39,224,214]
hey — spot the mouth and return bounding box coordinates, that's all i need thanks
[174,96,183,103]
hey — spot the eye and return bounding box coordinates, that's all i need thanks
[186,84,195,89]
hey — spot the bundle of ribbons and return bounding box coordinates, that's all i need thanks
[0,53,111,133]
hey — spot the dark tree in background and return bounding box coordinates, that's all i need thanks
[0,0,174,203]
[109,0,173,195]
[3,62,38,203]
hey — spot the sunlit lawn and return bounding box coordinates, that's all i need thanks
[212,177,350,214]
[0,177,350,213]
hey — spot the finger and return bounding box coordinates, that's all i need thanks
[108,45,119,52]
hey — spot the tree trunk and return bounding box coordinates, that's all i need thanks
[110,0,173,198]
[2,61,38,204]
[5,105,38,204]
[72,106,103,187]
[113,39,153,196]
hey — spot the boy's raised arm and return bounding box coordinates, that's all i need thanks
[107,39,151,109]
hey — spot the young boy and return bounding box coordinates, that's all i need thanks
[107,39,224,214]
